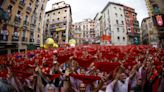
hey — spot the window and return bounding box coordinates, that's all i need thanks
[63,23,66,25]
[47,14,49,16]
[119,8,122,10]
[53,13,55,15]
[117,36,120,40]
[115,13,118,17]
[22,30,26,37]
[64,16,66,19]
[122,21,124,25]
[116,20,118,24]
[123,37,125,40]
[120,14,123,17]
[57,18,60,20]
[29,3,32,8]
[17,10,21,14]
[114,7,116,9]
[123,28,125,33]
[65,10,67,12]
[8,5,13,11]
[25,15,28,21]
[58,11,60,14]
[117,28,119,32]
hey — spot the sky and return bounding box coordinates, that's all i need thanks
[45,0,149,24]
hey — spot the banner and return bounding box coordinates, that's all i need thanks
[153,14,164,27]
[101,35,111,41]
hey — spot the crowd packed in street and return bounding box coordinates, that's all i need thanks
[0,45,164,92]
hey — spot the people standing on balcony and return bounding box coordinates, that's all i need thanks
[0,24,8,41]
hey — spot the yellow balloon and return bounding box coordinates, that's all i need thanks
[44,44,49,49]
[53,43,58,48]
[40,44,44,48]
[45,38,55,45]
[69,39,76,45]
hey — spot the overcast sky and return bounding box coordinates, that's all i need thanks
[45,0,148,24]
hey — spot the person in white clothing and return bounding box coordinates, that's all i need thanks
[106,65,138,92]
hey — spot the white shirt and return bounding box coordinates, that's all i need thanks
[115,78,129,92]
[106,81,114,92]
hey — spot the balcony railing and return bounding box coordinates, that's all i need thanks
[0,7,10,23]
[30,24,36,30]
[24,20,29,27]
[19,1,25,9]
[38,27,40,32]
[50,20,67,24]
[37,39,40,44]
[35,0,39,7]
[134,20,139,26]
[26,6,32,13]
[10,0,17,4]
[30,38,34,42]
[14,15,21,27]
[0,34,8,41]
[127,32,134,37]
[22,37,27,42]
[12,35,19,41]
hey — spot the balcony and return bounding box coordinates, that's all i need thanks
[127,32,134,37]
[149,0,156,4]
[153,7,160,14]
[38,27,40,32]
[30,38,34,42]
[37,39,40,44]
[0,7,10,23]
[35,0,39,7]
[30,24,36,30]
[23,20,29,27]
[0,34,8,42]
[14,15,21,27]
[22,37,27,42]
[19,1,25,9]
[134,20,139,29]
[51,20,67,24]
[10,0,17,4]
[12,35,19,42]
[41,5,44,10]
[26,6,32,13]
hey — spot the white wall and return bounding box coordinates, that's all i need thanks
[102,4,127,45]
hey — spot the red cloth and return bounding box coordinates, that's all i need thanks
[94,62,120,73]
[50,74,61,80]
[70,74,101,84]
[0,70,8,78]
[123,62,137,69]
[74,56,95,68]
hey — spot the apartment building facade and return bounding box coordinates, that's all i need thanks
[71,22,83,45]
[44,1,72,45]
[0,0,48,55]
[101,2,128,45]
[144,0,164,48]
[124,6,140,45]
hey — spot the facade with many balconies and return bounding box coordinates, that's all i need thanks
[0,0,48,54]
[124,5,140,45]
[44,1,72,45]
[144,0,164,48]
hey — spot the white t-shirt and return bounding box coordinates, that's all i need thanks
[106,81,114,92]
[114,78,129,92]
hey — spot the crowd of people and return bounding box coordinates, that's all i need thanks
[0,45,164,92]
